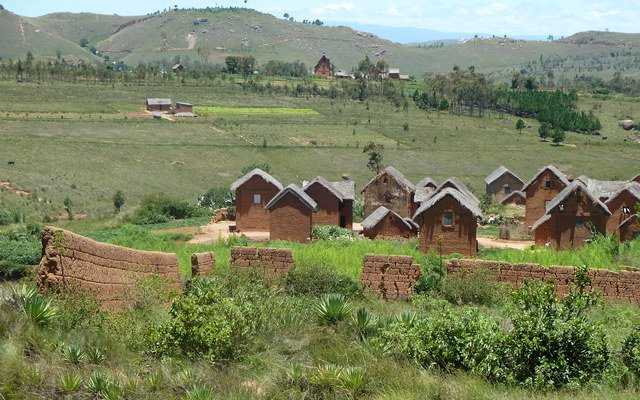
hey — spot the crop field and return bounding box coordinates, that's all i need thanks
[0,81,639,219]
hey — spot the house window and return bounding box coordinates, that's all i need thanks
[442,211,454,227]
[503,185,511,194]
[253,194,262,205]
[544,180,553,189]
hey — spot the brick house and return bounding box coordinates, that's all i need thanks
[314,55,332,78]
[522,165,570,228]
[362,166,416,219]
[413,188,482,256]
[485,166,524,203]
[231,169,283,232]
[266,184,318,243]
[619,215,640,242]
[145,98,172,112]
[413,177,438,208]
[361,206,417,240]
[532,181,611,250]
[432,178,480,203]
[632,174,640,184]
[605,183,640,239]
[174,102,193,114]
[500,191,526,206]
[303,176,355,229]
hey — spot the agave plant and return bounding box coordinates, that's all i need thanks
[352,308,378,340]
[315,294,351,326]
[58,372,82,393]
[101,383,124,400]
[395,311,418,327]
[8,284,57,326]
[62,343,86,365]
[184,385,215,400]
[86,371,111,396]
[86,346,106,365]
[309,364,343,388]
[339,367,368,398]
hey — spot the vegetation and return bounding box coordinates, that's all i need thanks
[131,193,206,225]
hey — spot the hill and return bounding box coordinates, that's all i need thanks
[0,9,96,62]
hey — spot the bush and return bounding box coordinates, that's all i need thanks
[312,225,356,241]
[147,275,271,360]
[315,294,351,326]
[622,327,640,378]
[0,226,42,267]
[285,265,360,298]
[132,193,205,225]
[437,269,506,306]
[0,208,13,225]
[197,187,234,210]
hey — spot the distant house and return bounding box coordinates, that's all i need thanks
[174,102,194,116]
[314,55,332,78]
[361,206,417,240]
[575,176,628,202]
[399,74,411,81]
[485,166,524,203]
[522,165,570,228]
[413,177,438,208]
[619,215,640,242]
[266,184,318,243]
[362,166,416,219]
[532,181,611,250]
[172,63,184,73]
[145,98,172,112]
[231,169,283,232]
[432,178,479,203]
[605,183,640,239]
[303,176,355,229]
[413,188,482,256]
[500,191,526,206]
[387,68,401,79]
[334,70,354,79]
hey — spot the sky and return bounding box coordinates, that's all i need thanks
[3,0,640,37]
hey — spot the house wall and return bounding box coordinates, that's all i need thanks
[502,193,526,206]
[417,196,477,256]
[305,183,341,227]
[146,103,171,112]
[447,258,640,303]
[341,200,354,230]
[621,217,640,242]
[524,170,567,228]
[486,174,524,203]
[269,193,313,243]
[175,104,193,113]
[360,255,421,300]
[363,213,414,240]
[363,173,413,218]
[235,175,280,232]
[606,191,639,235]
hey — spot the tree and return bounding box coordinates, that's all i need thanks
[283,13,290,19]
[515,119,526,134]
[538,122,551,140]
[113,191,125,213]
[552,128,566,145]
[363,142,384,173]
[63,196,73,220]
[79,38,89,48]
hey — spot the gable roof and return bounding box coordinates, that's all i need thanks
[545,181,611,216]
[303,176,344,201]
[331,179,356,201]
[531,213,552,231]
[522,165,570,192]
[416,177,438,189]
[576,176,628,201]
[632,174,640,183]
[619,214,638,229]
[605,182,640,206]
[362,206,414,231]
[230,169,283,193]
[485,166,524,186]
[361,166,415,193]
[146,98,171,105]
[266,184,318,211]
[414,187,436,204]
[500,190,526,205]
[433,178,479,203]
[413,188,483,220]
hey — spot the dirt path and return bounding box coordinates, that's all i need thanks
[478,237,534,250]
[188,221,270,244]
[0,180,31,197]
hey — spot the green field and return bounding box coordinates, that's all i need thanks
[0,81,639,220]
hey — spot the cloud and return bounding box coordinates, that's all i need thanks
[311,2,355,16]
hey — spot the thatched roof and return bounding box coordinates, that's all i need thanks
[522,165,570,192]
[605,182,640,206]
[413,188,483,220]
[576,176,628,201]
[416,177,438,189]
[230,169,283,193]
[362,206,413,231]
[531,213,552,231]
[500,190,526,205]
[545,181,611,216]
[146,98,171,105]
[632,174,640,183]
[303,177,356,201]
[433,178,479,203]
[303,176,345,201]
[362,166,415,193]
[414,187,436,204]
[266,184,318,211]
[485,166,524,186]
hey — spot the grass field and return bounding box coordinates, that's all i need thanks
[1,80,639,220]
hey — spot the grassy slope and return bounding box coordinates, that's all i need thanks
[0,81,639,218]
[0,10,96,62]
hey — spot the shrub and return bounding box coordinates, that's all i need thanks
[312,225,356,241]
[314,294,351,326]
[132,193,205,225]
[58,372,82,393]
[285,265,360,298]
[0,226,42,266]
[437,269,506,306]
[184,385,215,400]
[147,275,270,360]
[352,307,378,340]
[622,327,640,378]
[0,208,13,225]
[197,187,234,210]
[414,253,446,294]
[7,284,57,326]
[62,343,85,365]
[86,371,111,396]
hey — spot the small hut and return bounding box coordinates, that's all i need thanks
[485,166,524,203]
[362,166,416,219]
[303,176,355,229]
[174,102,194,117]
[500,191,526,206]
[619,215,640,242]
[266,184,318,243]
[231,169,283,232]
[361,206,417,240]
[314,55,332,78]
[632,174,640,184]
[605,183,640,239]
[146,98,172,112]
[522,165,570,228]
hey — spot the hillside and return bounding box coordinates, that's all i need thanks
[0,9,96,62]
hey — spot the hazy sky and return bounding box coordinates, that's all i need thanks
[3,0,638,36]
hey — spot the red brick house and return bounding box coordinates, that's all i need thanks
[522,165,570,228]
[361,206,417,240]
[619,215,640,242]
[314,55,333,78]
[605,183,640,239]
[146,98,172,112]
[413,177,438,208]
[532,181,611,250]
[266,184,318,243]
[231,169,283,232]
[362,166,415,219]
[485,166,524,203]
[500,191,526,206]
[303,176,355,229]
[413,188,482,256]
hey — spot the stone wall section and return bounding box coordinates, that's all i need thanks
[447,259,640,303]
[230,247,294,275]
[360,255,421,300]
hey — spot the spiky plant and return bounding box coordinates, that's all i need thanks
[352,307,377,340]
[101,383,124,400]
[86,371,111,396]
[315,294,351,326]
[395,311,418,327]
[62,343,86,365]
[86,346,106,365]
[184,385,215,400]
[58,372,82,393]
[339,367,368,398]
[8,284,57,326]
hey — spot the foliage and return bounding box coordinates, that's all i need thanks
[437,269,506,306]
[240,162,272,175]
[285,265,360,298]
[113,190,125,213]
[197,187,234,210]
[311,225,355,241]
[147,275,271,360]
[131,193,205,225]
[552,127,566,144]
[62,343,86,365]
[0,225,41,267]
[515,118,526,133]
[58,372,83,393]
[538,122,551,139]
[621,326,640,378]
[224,55,256,76]
[5,284,58,326]
[262,60,308,78]
[315,294,352,326]
[352,307,378,340]
[362,141,384,173]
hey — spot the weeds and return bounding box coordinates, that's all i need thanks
[315,294,352,326]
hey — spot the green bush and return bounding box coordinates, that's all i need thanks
[622,327,640,378]
[414,253,446,294]
[285,265,360,298]
[132,193,205,225]
[0,226,41,266]
[437,269,506,306]
[0,208,13,225]
[315,294,352,326]
[147,275,270,360]
[312,225,356,241]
